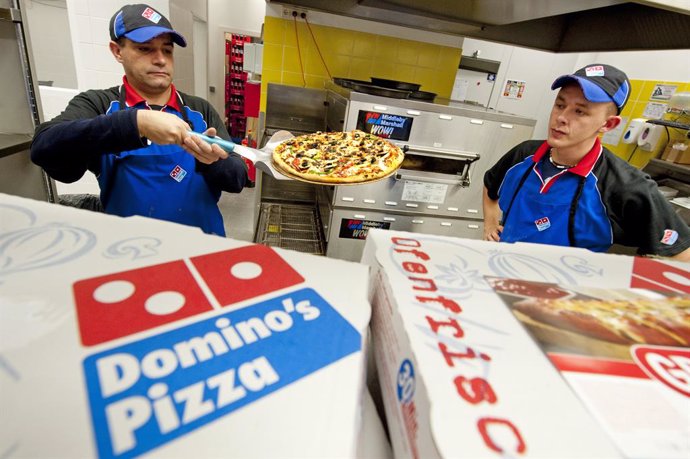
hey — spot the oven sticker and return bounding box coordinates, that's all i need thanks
[401,180,447,203]
[356,110,414,141]
[339,219,391,239]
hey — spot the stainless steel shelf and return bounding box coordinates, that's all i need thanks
[0,133,32,158]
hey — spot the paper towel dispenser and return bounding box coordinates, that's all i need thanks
[637,123,665,151]
[269,0,690,52]
[623,118,647,144]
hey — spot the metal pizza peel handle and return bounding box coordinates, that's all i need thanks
[188,131,293,180]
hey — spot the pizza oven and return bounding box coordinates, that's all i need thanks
[319,81,536,261]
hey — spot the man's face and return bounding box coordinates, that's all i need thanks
[547,83,617,152]
[111,34,175,95]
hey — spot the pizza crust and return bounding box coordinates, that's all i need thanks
[271,130,404,184]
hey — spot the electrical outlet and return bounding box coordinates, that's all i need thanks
[282,7,308,19]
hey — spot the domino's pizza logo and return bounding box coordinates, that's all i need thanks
[170,165,187,182]
[632,345,690,398]
[661,229,679,245]
[396,359,419,458]
[141,7,162,24]
[73,244,361,458]
[585,65,605,77]
[397,359,415,404]
[534,217,551,232]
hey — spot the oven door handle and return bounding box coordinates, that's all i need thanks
[394,171,468,186]
[402,144,480,162]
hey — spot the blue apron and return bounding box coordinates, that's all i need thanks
[99,89,225,236]
[498,159,612,251]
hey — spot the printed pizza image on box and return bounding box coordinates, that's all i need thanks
[360,229,689,459]
[0,194,379,458]
[488,280,690,458]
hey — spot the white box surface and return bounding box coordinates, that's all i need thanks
[0,194,375,458]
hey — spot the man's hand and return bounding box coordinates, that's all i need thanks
[483,223,503,242]
[137,110,190,144]
[137,111,228,164]
[182,127,229,164]
[482,186,503,242]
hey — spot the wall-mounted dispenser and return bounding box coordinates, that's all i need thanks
[637,123,665,151]
[622,118,646,144]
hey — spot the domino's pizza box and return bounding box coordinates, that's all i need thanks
[360,229,690,459]
[0,193,381,458]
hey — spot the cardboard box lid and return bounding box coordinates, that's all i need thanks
[0,193,372,458]
[362,229,689,458]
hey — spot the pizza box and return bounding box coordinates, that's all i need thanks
[360,229,690,459]
[0,193,388,458]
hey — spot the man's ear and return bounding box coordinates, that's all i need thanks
[109,41,124,63]
[600,115,622,133]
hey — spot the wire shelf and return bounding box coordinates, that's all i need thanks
[255,203,325,255]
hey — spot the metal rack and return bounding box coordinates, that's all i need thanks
[255,203,325,255]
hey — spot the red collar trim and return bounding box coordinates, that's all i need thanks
[122,76,181,112]
[531,138,602,177]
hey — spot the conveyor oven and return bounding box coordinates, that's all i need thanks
[320,83,536,261]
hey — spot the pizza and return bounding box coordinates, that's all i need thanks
[512,296,690,346]
[271,130,404,184]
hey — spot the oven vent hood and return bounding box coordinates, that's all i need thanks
[268,0,690,52]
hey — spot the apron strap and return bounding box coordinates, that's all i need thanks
[567,176,586,247]
[501,163,533,226]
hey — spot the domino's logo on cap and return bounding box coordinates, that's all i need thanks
[109,4,187,47]
[141,7,162,24]
[584,65,605,77]
[552,63,631,114]
[661,229,679,245]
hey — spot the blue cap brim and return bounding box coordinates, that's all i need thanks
[124,26,187,47]
[551,75,612,104]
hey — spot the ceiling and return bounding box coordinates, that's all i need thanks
[267,0,690,52]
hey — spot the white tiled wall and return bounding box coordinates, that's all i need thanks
[66,0,170,91]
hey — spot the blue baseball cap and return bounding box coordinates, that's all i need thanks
[552,64,630,114]
[109,4,186,47]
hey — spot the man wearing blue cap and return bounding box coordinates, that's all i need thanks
[31,4,247,236]
[483,64,690,260]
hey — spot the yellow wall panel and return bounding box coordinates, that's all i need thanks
[262,43,283,71]
[417,44,440,68]
[349,57,373,80]
[393,64,417,83]
[282,71,306,86]
[263,17,284,44]
[396,43,418,66]
[352,33,376,57]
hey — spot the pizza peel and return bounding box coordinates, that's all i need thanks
[189,130,405,186]
[188,130,294,180]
